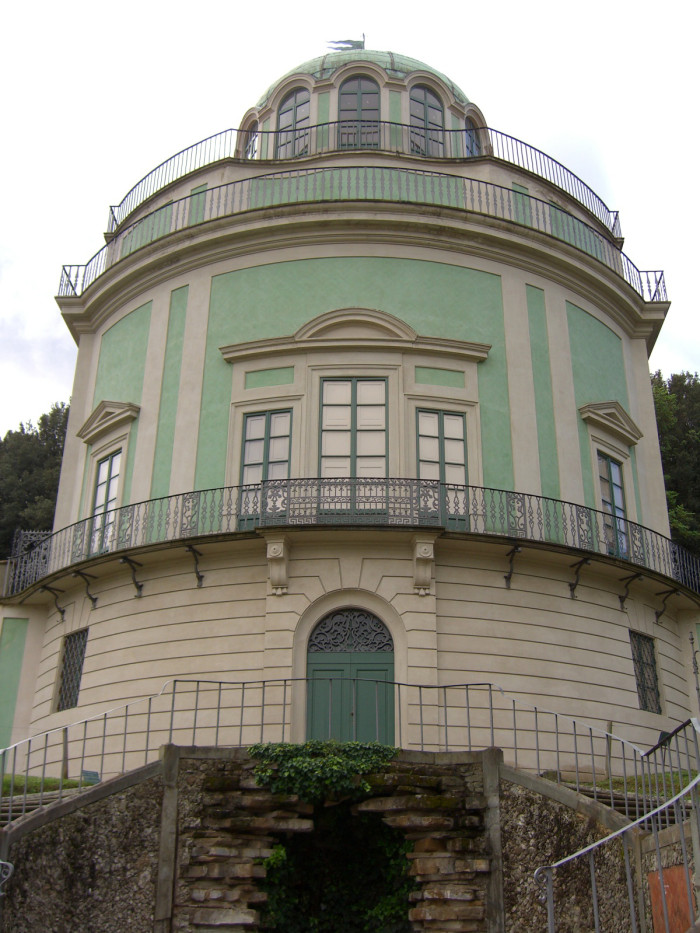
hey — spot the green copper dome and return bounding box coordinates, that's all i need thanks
[256,50,469,108]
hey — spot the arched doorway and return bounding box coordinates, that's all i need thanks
[306,608,394,743]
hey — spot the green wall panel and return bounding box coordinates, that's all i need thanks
[196,258,511,490]
[0,617,29,747]
[92,300,151,506]
[566,302,637,510]
[415,366,464,388]
[245,366,295,389]
[526,286,560,499]
[93,302,152,407]
[151,286,189,499]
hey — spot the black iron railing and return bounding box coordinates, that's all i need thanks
[106,123,620,236]
[5,479,697,596]
[58,167,665,302]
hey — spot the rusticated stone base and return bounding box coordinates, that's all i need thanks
[170,748,497,932]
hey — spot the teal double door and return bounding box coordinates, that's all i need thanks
[306,652,395,744]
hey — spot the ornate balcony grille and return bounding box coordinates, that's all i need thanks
[4,479,697,597]
[59,167,665,303]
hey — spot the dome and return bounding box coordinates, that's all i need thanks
[255,49,470,108]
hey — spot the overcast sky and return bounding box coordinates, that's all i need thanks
[0,0,695,437]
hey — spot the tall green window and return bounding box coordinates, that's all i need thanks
[598,451,628,556]
[320,379,387,479]
[409,85,444,157]
[629,631,662,714]
[338,76,380,149]
[276,88,310,158]
[417,410,467,528]
[241,411,292,485]
[417,410,467,484]
[239,410,292,529]
[90,450,121,553]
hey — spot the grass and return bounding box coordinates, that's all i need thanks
[1,775,81,796]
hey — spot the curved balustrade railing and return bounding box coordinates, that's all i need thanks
[534,718,700,933]
[5,479,697,597]
[59,167,665,302]
[106,123,620,235]
[1,678,693,831]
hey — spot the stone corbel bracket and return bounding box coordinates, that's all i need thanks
[413,534,438,596]
[265,534,290,596]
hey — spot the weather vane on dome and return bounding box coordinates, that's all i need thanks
[328,35,365,50]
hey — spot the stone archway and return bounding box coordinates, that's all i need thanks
[306,607,395,743]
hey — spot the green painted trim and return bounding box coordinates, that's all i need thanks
[414,366,464,388]
[245,366,295,389]
[513,183,532,227]
[526,285,560,499]
[0,617,29,747]
[151,286,189,499]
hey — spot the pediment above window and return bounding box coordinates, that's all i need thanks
[579,401,642,447]
[220,308,490,364]
[77,400,140,445]
[295,308,418,342]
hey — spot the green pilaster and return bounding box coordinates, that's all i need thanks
[0,618,29,747]
[526,285,560,499]
[151,286,189,499]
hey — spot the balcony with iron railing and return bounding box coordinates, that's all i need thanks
[4,479,698,598]
[58,166,666,303]
[106,122,621,237]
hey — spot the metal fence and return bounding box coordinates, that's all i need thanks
[106,123,620,235]
[60,166,663,301]
[2,678,694,830]
[534,719,700,932]
[4,479,697,598]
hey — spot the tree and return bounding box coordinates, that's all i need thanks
[651,371,700,556]
[0,403,69,558]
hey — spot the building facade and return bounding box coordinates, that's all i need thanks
[1,49,698,772]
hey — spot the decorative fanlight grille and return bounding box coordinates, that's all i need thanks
[308,609,393,653]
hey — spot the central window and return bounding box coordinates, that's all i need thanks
[320,378,387,478]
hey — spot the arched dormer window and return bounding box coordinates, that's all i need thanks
[465,117,482,158]
[338,75,380,149]
[410,85,444,157]
[276,87,310,158]
[245,121,259,160]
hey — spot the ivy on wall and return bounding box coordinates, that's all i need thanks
[248,740,398,803]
